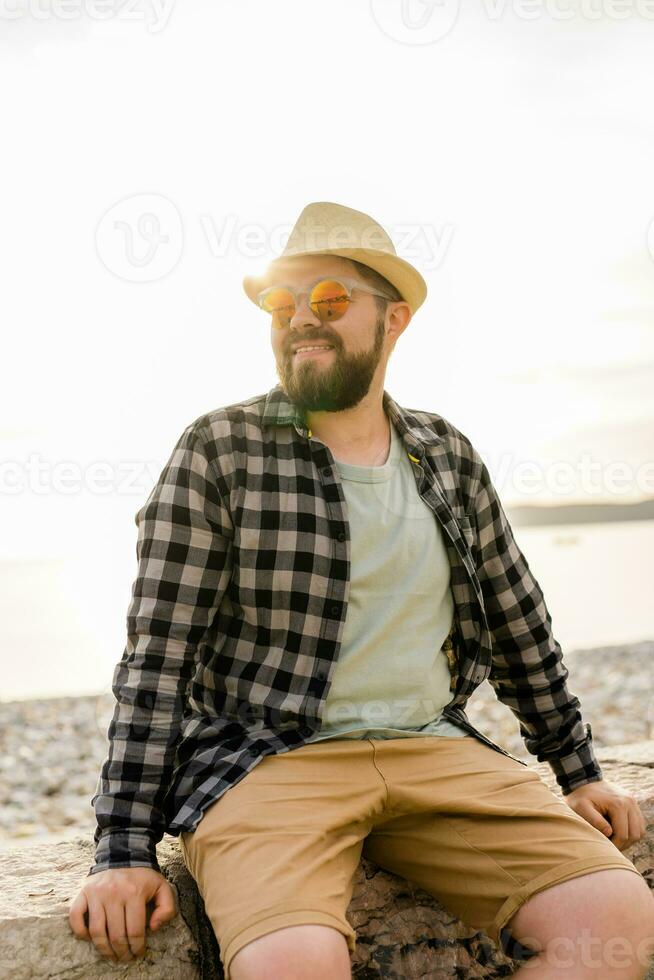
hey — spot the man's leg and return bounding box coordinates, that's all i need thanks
[358,737,651,976]
[230,924,352,980]
[178,739,384,979]
[507,867,654,979]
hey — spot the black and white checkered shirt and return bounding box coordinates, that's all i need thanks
[88,383,602,876]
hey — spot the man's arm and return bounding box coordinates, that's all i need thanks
[88,422,233,875]
[470,450,603,796]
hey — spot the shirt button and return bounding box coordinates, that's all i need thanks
[322,466,331,476]
[248,746,259,757]
[337,531,346,542]
[330,604,339,615]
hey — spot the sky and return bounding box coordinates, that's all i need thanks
[1,0,653,698]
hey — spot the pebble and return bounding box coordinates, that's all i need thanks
[1,639,652,851]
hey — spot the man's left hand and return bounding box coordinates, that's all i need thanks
[565,779,646,852]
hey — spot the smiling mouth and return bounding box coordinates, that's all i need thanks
[293,346,336,360]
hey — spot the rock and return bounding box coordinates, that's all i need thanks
[1,742,653,979]
[596,741,654,768]
[342,740,654,978]
[0,838,200,980]
[3,643,653,851]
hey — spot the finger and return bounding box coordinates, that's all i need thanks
[68,892,90,940]
[125,897,147,957]
[626,802,644,847]
[87,898,118,963]
[607,803,629,850]
[149,883,177,931]
[105,899,133,962]
[576,799,612,837]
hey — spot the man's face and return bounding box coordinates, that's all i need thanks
[269,256,389,414]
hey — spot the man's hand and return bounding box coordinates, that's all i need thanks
[68,867,178,963]
[565,779,647,852]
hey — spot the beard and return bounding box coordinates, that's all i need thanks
[275,311,387,413]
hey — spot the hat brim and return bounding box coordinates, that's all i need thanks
[243,247,427,316]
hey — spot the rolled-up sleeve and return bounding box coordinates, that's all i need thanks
[88,423,233,875]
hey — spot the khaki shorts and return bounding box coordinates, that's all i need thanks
[178,735,641,979]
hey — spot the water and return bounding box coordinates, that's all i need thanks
[513,519,653,651]
[1,520,652,703]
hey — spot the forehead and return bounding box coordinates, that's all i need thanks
[268,255,356,286]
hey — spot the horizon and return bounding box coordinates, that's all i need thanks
[2,1,653,703]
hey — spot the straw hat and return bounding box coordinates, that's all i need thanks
[242,201,428,315]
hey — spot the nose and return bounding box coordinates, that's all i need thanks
[288,291,321,331]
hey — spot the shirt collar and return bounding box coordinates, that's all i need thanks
[261,384,443,459]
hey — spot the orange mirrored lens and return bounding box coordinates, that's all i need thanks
[261,287,295,328]
[309,279,350,320]
[261,279,351,328]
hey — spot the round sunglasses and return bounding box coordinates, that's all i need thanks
[257,277,397,330]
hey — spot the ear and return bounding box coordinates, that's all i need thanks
[387,302,412,345]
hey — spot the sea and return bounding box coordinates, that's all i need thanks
[1,520,652,703]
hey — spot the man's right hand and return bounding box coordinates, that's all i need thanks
[68,867,178,963]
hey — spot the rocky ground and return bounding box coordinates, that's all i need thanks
[1,639,652,852]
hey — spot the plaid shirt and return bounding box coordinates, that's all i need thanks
[89,383,603,876]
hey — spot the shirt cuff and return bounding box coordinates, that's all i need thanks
[547,722,604,796]
[87,829,162,876]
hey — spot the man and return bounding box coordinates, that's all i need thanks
[69,202,653,979]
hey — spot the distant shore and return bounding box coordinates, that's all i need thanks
[1,638,652,853]
[506,499,654,527]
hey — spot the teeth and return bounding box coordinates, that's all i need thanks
[295,346,333,354]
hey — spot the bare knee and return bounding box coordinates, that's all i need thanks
[507,868,654,978]
[229,923,352,980]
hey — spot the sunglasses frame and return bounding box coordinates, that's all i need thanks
[257,276,399,328]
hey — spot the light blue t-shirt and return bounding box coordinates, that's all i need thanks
[305,415,471,743]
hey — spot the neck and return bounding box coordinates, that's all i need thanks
[304,387,389,449]
[307,412,391,467]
